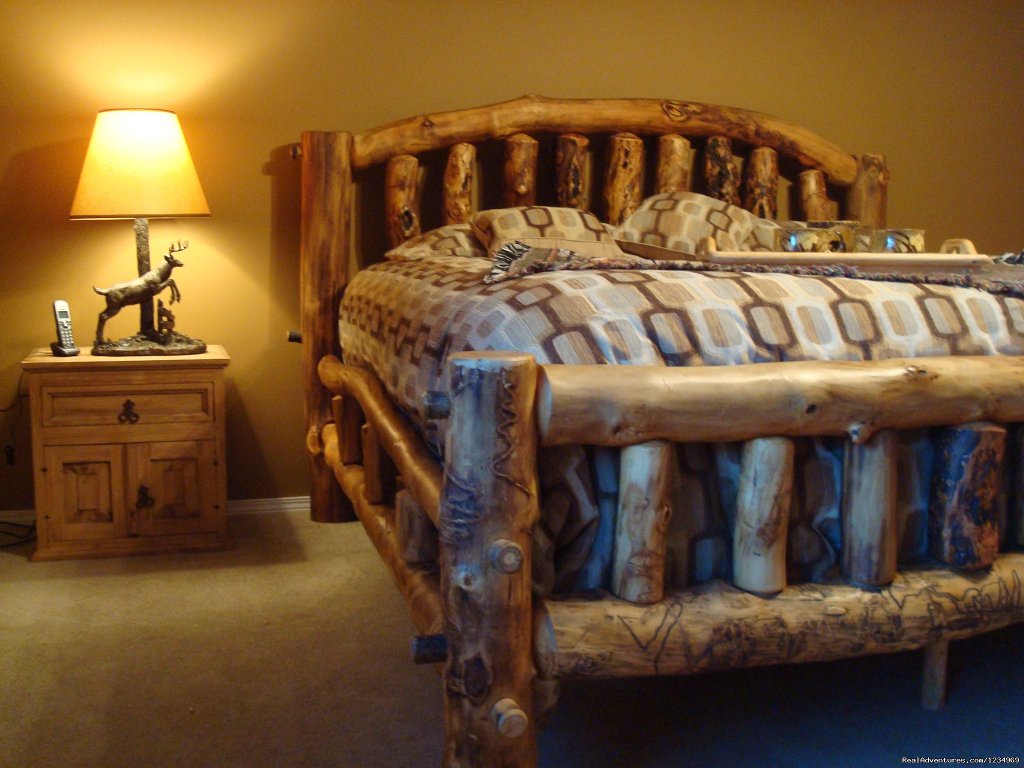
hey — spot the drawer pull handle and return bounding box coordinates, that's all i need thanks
[136,485,156,510]
[118,399,140,424]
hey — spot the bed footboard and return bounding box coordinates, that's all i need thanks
[317,350,1024,767]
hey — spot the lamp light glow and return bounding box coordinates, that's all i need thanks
[71,109,209,220]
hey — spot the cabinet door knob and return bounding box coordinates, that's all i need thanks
[136,485,156,510]
[119,399,140,424]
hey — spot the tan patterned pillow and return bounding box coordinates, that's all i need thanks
[614,191,780,253]
[470,206,624,260]
[384,222,488,261]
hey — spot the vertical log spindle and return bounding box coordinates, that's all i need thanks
[503,133,539,207]
[440,352,539,768]
[443,143,476,225]
[385,154,422,248]
[395,489,439,565]
[742,147,779,219]
[655,134,691,194]
[555,133,591,211]
[361,422,397,505]
[733,436,794,596]
[842,429,899,587]
[798,169,835,222]
[331,393,364,466]
[929,421,1005,571]
[612,440,673,604]
[703,136,741,206]
[847,153,889,228]
[603,132,645,226]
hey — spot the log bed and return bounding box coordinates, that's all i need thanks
[297,95,1024,767]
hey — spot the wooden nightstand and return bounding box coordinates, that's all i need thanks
[21,345,230,560]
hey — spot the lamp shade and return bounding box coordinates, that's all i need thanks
[70,109,210,219]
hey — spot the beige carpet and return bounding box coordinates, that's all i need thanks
[2,511,1021,767]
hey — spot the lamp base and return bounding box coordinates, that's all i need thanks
[92,331,207,356]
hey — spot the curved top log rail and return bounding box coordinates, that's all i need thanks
[350,95,859,184]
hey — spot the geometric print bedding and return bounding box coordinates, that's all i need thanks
[339,256,1024,594]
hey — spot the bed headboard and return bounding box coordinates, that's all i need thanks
[298,95,889,521]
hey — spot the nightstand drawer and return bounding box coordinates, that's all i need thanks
[40,382,215,427]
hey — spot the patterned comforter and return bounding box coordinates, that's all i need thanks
[340,255,1024,593]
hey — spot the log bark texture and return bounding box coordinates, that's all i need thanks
[385,154,422,248]
[612,440,673,604]
[536,554,1024,679]
[321,423,443,636]
[350,96,859,185]
[555,133,590,211]
[319,357,443,524]
[396,489,439,565]
[841,429,899,586]
[733,437,794,596]
[703,136,741,206]
[361,422,397,505]
[656,134,691,194]
[444,143,476,225]
[503,133,539,207]
[929,421,1005,570]
[742,147,779,218]
[603,132,645,225]
[536,357,1024,447]
[847,153,889,228]
[300,130,355,523]
[439,352,540,768]
[798,169,833,222]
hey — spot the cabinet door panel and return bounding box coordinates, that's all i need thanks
[127,441,219,537]
[42,445,127,541]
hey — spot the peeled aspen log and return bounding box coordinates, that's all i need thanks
[742,147,779,219]
[733,436,794,596]
[395,489,438,565]
[360,423,397,505]
[612,440,673,604]
[842,429,899,586]
[603,132,645,225]
[443,143,475,224]
[555,133,590,210]
[847,153,889,228]
[929,421,1005,570]
[384,154,422,248]
[656,134,691,194]
[503,133,538,207]
[798,169,833,222]
[331,394,364,466]
[703,136,741,206]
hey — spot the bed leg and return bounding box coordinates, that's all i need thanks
[439,352,540,768]
[921,639,949,710]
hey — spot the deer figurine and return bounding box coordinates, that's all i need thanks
[93,241,187,344]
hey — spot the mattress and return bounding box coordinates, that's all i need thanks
[339,255,1024,593]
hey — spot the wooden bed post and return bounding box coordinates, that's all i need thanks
[439,352,540,768]
[300,130,356,523]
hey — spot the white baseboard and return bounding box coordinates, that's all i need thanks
[1,497,312,524]
[226,496,311,516]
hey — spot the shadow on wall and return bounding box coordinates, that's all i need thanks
[263,143,302,339]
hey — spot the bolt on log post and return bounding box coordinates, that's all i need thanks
[439,352,540,768]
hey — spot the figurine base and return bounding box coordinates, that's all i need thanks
[92,331,207,356]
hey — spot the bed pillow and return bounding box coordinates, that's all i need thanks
[613,191,780,253]
[384,222,488,261]
[471,206,624,260]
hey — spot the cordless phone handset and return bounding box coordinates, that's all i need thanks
[51,299,80,357]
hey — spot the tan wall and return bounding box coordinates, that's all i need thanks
[1,0,1022,507]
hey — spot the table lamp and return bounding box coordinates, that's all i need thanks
[71,109,210,355]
